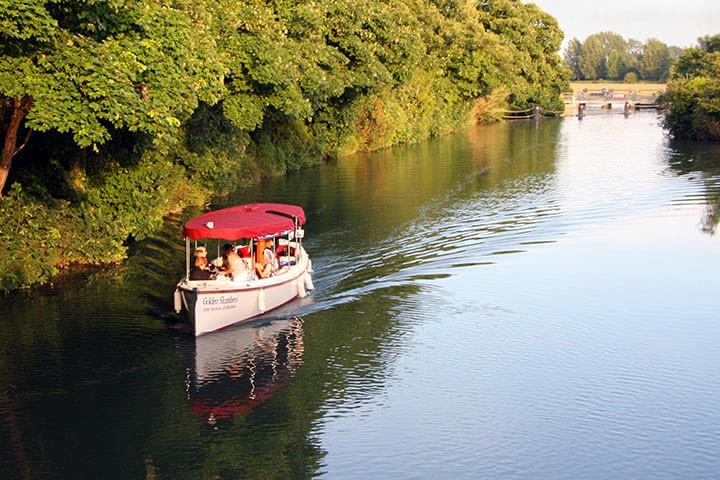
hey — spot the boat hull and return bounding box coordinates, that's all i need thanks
[176,251,312,336]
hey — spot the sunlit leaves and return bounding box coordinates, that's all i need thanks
[662,35,720,140]
[639,39,671,81]
[1,0,225,150]
[0,0,574,289]
[223,93,265,131]
[2,0,569,157]
[565,32,681,82]
[477,0,568,109]
[0,0,58,43]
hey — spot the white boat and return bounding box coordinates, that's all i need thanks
[173,203,314,336]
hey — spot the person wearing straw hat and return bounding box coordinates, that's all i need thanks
[189,246,215,280]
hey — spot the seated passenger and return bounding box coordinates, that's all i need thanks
[254,239,278,279]
[189,246,215,280]
[276,242,297,267]
[218,243,249,281]
[264,241,279,272]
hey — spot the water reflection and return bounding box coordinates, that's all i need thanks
[2,114,720,479]
[665,138,720,235]
[188,318,304,425]
[226,119,564,313]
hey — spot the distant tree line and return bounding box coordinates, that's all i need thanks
[660,34,720,141]
[564,32,683,82]
[0,0,569,290]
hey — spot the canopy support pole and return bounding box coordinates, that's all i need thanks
[250,241,256,280]
[185,237,191,281]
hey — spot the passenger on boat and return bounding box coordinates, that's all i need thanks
[218,243,249,281]
[189,246,215,280]
[237,245,253,272]
[275,243,296,267]
[254,239,278,279]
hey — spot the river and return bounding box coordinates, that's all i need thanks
[1,112,719,479]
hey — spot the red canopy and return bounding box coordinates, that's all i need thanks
[183,203,306,240]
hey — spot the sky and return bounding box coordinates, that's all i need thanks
[528,0,720,49]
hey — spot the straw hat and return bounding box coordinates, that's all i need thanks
[195,246,208,257]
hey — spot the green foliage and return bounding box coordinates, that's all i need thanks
[0,184,64,289]
[251,116,324,174]
[639,38,671,81]
[0,0,58,45]
[0,0,225,150]
[699,34,720,53]
[179,102,253,193]
[661,34,720,141]
[0,151,206,290]
[2,0,569,166]
[577,32,627,80]
[81,155,183,244]
[478,0,568,111]
[624,71,639,83]
[564,38,583,80]
[0,0,572,289]
[565,31,680,82]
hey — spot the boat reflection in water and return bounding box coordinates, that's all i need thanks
[187,317,304,424]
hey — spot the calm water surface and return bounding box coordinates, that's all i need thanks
[1,113,719,479]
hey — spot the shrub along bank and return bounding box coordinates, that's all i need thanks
[660,34,720,141]
[0,0,569,290]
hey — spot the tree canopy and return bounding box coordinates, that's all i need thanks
[1,0,568,193]
[0,0,226,193]
[661,33,720,141]
[563,32,680,82]
[0,0,569,289]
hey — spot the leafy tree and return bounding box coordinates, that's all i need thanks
[0,0,573,289]
[563,37,583,80]
[579,34,604,79]
[606,49,623,79]
[619,39,640,77]
[570,33,682,81]
[639,38,671,81]
[661,33,720,140]
[478,0,568,110]
[699,34,720,53]
[578,32,627,80]
[0,0,225,196]
[623,71,638,83]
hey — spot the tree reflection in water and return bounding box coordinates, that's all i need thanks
[666,138,720,235]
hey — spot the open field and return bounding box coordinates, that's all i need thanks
[568,81,666,99]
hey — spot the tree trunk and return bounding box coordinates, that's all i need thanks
[1,95,33,197]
